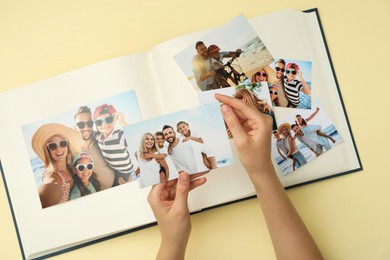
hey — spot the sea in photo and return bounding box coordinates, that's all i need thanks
[274,124,342,175]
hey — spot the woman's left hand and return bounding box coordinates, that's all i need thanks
[148,172,206,259]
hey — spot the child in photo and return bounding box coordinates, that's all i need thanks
[283,63,311,108]
[176,121,217,169]
[154,131,180,181]
[269,84,279,106]
[273,130,296,171]
[278,123,307,169]
[154,131,168,154]
[70,152,101,199]
[153,132,169,178]
[295,108,336,148]
[208,44,242,87]
[93,104,134,186]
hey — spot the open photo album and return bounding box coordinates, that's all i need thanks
[0,8,362,259]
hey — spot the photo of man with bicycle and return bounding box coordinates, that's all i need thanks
[208,44,243,88]
[174,15,274,94]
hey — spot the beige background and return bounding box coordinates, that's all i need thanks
[1,0,389,259]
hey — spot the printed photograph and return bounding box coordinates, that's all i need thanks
[199,82,278,137]
[266,58,313,109]
[220,82,277,138]
[22,91,142,208]
[122,102,234,188]
[174,15,274,93]
[271,99,343,175]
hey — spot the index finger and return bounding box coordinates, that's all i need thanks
[215,93,268,120]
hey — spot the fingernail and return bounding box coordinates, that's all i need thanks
[221,105,231,116]
[180,173,190,184]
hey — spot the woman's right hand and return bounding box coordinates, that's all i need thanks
[215,93,273,175]
[216,93,324,260]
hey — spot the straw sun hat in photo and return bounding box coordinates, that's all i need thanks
[278,123,291,136]
[31,123,82,167]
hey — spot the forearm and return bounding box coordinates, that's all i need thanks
[200,71,212,81]
[249,164,323,260]
[157,234,189,260]
[146,153,166,160]
[156,208,192,260]
[191,136,203,143]
[306,108,319,121]
[213,62,224,70]
[277,149,286,160]
[300,79,311,94]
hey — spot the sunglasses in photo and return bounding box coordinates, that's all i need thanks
[269,90,278,95]
[255,72,267,77]
[95,115,114,127]
[286,70,297,75]
[47,139,68,151]
[75,163,94,172]
[76,120,94,129]
[275,67,285,73]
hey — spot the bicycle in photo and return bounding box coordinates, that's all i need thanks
[217,51,248,87]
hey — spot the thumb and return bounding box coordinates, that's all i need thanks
[173,173,190,210]
[220,104,246,141]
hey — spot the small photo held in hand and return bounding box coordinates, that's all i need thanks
[267,58,313,110]
[272,99,343,176]
[223,82,277,138]
[122,102,234,188]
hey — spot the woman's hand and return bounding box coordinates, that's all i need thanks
[215,93,273,175]
[148,173,206,260]
[216,93,323,260]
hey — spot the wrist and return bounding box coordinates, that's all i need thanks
[245,159,275,179]
[158,232,190,260]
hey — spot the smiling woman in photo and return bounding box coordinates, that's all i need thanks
[31,123,82,208]
[135,133,170,187]
[251,68,268,83]
[234,88,277,130]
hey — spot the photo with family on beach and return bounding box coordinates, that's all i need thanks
[173,15,274,101]
[272,100,343,176]
[122,102,234,188]
[22,91,142,208]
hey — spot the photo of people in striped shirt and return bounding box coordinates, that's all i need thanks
[93,104,134,186]
[269,58,313,110]
[23,91,143,208]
